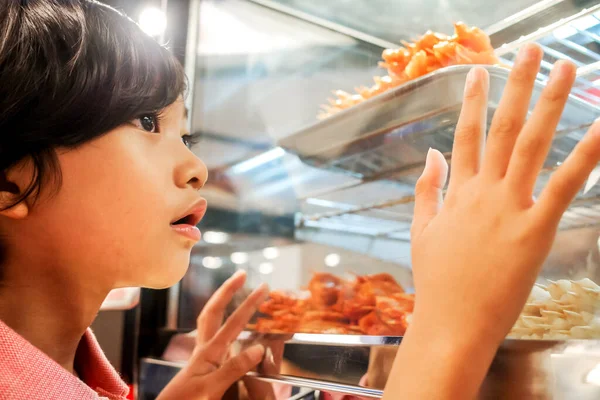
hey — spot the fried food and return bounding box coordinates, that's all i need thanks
[508,278,600,340]
[319,22,500,119]
[254,272,414,336]
[254,273,600,339]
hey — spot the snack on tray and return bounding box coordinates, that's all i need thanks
[254,272,414,336]
[318,22,500,119]
[508,278,600,340]
[252,273,600,339]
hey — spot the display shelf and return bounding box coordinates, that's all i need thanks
[279,64,600,235]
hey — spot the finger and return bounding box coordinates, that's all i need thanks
[535,120,600,225]
[505,60,576,195]
[448,66,489,188]
[482,44,542,178]
[412,148,448,239]
[210,283,269,350]
[197,270,247,344]
[243,349,279,400]
[242,377,277,400]
[213,345,265,394]
[261,346,279,375]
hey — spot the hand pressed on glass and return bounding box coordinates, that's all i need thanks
[383,43,600,399]
[158,270,269,400]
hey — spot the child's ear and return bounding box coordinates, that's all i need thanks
[0,174,29,220]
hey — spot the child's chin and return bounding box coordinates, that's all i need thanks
[143,262,191,290]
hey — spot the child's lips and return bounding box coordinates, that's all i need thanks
[171,224,202,242]
[170,198,207,242]
[171,198,208,226]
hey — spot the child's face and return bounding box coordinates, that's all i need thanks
[2,99,207,290]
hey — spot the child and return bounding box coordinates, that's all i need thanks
[1,1,599,399]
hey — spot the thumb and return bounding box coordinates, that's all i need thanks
[412,148,448,238]
[212,344,265,393]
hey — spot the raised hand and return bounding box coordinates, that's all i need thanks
[384,43,600,399]
[158,270,268,400]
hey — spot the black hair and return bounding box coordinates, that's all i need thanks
[0,0,186,210]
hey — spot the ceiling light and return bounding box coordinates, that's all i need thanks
[259,262,273,275]
[230,252,249,265]
[139,7,167,38]
[230,147,285,174]
[203,231,229,244]
[325,253,340,268]
[202,257,223,270]
[138,7,167,37]
[262,247,280,260]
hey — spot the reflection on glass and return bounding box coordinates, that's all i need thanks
[267,0,543,43]
[191,0,384,169]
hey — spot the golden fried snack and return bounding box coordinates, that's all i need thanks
[319,22,500,119]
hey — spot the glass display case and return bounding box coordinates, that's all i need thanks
[139,0,600,399]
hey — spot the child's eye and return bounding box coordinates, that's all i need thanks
[182,133,201,149]
[133,114,159,133]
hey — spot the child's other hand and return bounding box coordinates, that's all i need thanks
[158,270,268,400]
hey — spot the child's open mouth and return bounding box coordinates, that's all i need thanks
[170,199,207,242]
[171,214,196,226]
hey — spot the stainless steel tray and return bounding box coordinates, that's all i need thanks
[156,331,600,399]
[279,65,600,233]
[238,332,600,399]
[279,65,599,176]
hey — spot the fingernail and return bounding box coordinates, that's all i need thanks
[425,147,433,165]
[255,282,268,294]
[549,60,575,83]
[515,44,540,63]
[252,283,270,301]
[588,118,600,138]
[232,269,246,279]
[247,344,265,363]
[464,67,488,98]
[265,347,274,365]
[515,46,529,63]
[464,68,477,95]
[584,166,600,194]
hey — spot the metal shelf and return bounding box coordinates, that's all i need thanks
[236,333,600,399]
[279,32,600,236]
[294,132,600,239]
[496,4,600,106]
[298,165,600,237]
[277,8,600,240]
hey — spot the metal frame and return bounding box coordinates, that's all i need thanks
[142,333,600,399]
[245,373,382,399]
[246,0,396,50]
[276,3,600,238]
[495,3,600,107]
[487,0,600,47]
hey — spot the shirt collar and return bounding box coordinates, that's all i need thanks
[0,319,129,399]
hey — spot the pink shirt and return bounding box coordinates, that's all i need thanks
[0,319,129,400]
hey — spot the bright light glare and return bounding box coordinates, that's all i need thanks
[259,262,274,275]
[139,7,167,37]
[325,253,341,267]
[230,252,249,264]
[585,363,600,385]
[262,247,280,260]
[553,15,599,39]
[203,231,229,244]
[202,257,223,270]
[230,147,285,174]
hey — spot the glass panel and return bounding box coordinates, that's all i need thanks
[267,0,543,43]
[190,0,384,169]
